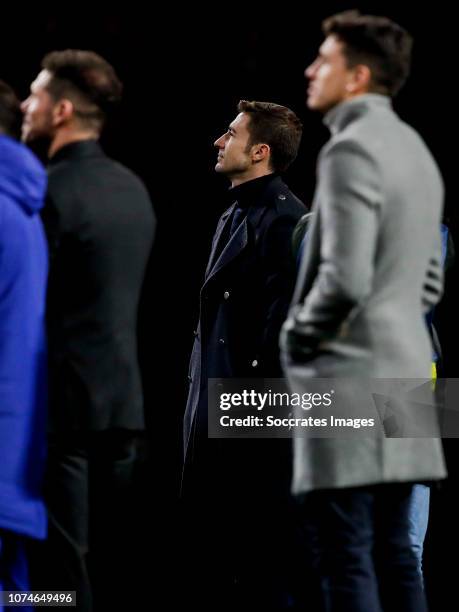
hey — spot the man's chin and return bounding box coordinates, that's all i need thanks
[306,97,320,111]
[307,96,333,114]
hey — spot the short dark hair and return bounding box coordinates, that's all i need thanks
[322,10,413,97]
[237,100,302,173]
[41,49,123,131]
[0,80,21,139]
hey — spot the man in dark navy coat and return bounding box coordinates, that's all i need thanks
[182,100,305,610]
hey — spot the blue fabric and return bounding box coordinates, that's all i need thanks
[305,485,428,612]
[0,532,32,612]
[0,135,48,540]
[407,484,430,581]
[405,228,449,571]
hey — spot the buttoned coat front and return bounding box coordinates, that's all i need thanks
[183,175,305,467]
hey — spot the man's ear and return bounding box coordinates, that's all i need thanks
[346,64,372,95]
[52,99,74,127]
[251,143,270,164]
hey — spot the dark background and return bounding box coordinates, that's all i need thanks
[2,3,457,609]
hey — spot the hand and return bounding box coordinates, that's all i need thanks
[280,316,317,363]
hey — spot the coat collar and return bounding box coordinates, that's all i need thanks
[204,174,286,284]
[225,173,278,208]
[324,94,393,135]
[48,139,104,165]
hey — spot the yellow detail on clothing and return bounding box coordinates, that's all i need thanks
[431,362,437,390]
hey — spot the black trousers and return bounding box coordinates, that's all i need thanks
[29,430,146,612]
[181,439,312,611]
[300,483,428,612]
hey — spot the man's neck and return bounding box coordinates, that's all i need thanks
[48,129,99,159]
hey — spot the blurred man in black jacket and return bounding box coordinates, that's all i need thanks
[22,50,155,611]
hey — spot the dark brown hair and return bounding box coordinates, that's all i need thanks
[42,49,123,131]
[237,100,302,173]
[322,10,413,97]
[0,80,21,139]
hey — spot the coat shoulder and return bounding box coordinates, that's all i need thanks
[261,177,305,224]
[250,180,305,254]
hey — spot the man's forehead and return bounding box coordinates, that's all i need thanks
[230,112,248,131]
[319,35,342,57]
[31,69,52,92]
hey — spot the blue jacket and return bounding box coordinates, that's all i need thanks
[0,135,48,539]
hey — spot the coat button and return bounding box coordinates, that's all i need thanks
[219,338,225,345]
[278,194,286,200]
[193,330,199,337]
[223,291,230,300]
[252,360,258,367]
[188,375,193,382]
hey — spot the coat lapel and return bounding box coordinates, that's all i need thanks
[205,215,249,283]
[204,205,235,278]
[204,178,277,285]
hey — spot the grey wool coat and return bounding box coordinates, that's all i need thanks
[281,94,446,494]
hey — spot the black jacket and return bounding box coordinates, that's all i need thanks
[183,174,305,460]
[43,140,155,432]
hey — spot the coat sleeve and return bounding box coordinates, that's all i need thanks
[283,140,382,358]
[259,213,300,375]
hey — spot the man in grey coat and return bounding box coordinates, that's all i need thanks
[281,10,446,612]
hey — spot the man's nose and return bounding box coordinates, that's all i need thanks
[214,135,224,148]
[305,62,316,80]
[20,98,30,113]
